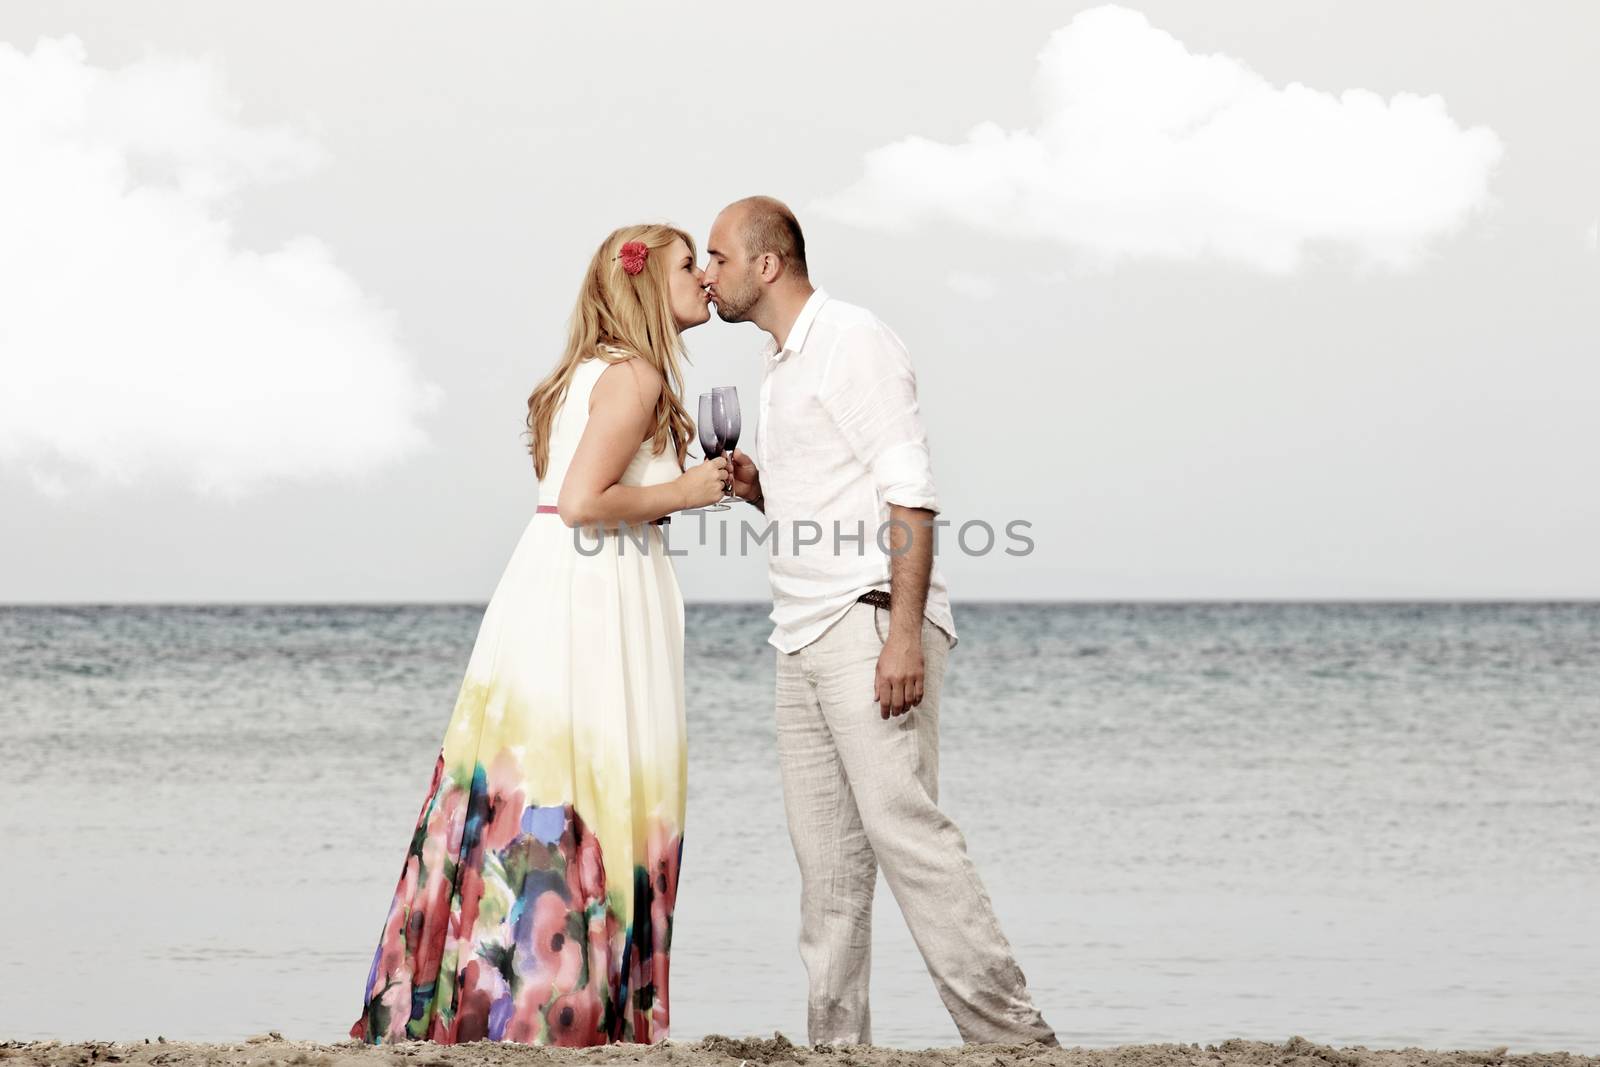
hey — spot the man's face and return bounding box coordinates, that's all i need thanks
[704,210,759,323]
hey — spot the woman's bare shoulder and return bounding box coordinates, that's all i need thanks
[590,348,664,412]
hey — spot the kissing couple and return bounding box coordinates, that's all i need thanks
[348,197,1057,1049]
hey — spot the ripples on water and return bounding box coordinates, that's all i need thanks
[1,603,1596,1050]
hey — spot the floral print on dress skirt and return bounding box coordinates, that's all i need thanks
[349,746,682,1045]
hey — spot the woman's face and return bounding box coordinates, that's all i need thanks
[664,237,712,330]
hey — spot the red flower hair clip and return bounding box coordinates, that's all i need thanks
[618,241,649,276]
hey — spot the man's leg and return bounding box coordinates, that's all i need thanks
[775,643,880,1045]
[809,602,1057,1046]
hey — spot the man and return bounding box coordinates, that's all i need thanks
[704,196,1058,1048]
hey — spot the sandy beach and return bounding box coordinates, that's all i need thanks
[3,1035,1594,1067]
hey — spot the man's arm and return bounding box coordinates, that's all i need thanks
[878,504,935,718]
[815,320,943,719]
[727,449,764,513]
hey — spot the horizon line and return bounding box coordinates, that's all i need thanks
[3,597,1598,608]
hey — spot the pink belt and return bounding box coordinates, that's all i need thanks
[536,504,670,526]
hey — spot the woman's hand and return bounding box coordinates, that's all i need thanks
[676,456,731,510]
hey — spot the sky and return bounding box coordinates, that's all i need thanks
[1,0,1597,603]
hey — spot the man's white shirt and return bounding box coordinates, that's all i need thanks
[754,289,957,654]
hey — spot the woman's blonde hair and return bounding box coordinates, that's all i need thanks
[525,223,698,479]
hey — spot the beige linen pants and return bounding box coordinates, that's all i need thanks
[775,601,1057,1046]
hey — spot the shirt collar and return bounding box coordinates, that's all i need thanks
[763,288,829,366]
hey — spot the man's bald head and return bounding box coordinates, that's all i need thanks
[705,195,812,325]
[724,196,809,282]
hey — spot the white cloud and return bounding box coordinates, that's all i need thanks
[0,36,441,498]
[816,6,1503,273]
[945,271,999,301]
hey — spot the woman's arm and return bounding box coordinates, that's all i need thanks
[556,358,727,527]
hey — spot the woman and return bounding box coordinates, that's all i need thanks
[349,224,729,1046]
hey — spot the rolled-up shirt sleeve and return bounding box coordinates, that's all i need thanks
[816,320,941,513]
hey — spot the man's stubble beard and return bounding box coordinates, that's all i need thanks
[713,279,757,323]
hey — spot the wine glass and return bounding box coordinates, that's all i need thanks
[697,391,729,511]
[712,386,741,506]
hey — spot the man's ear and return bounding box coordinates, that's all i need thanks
[758,252,783,283]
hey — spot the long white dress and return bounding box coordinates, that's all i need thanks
[351,351,687,1046]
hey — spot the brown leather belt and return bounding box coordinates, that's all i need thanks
[857,589,891,610]
[535,504,670,526]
